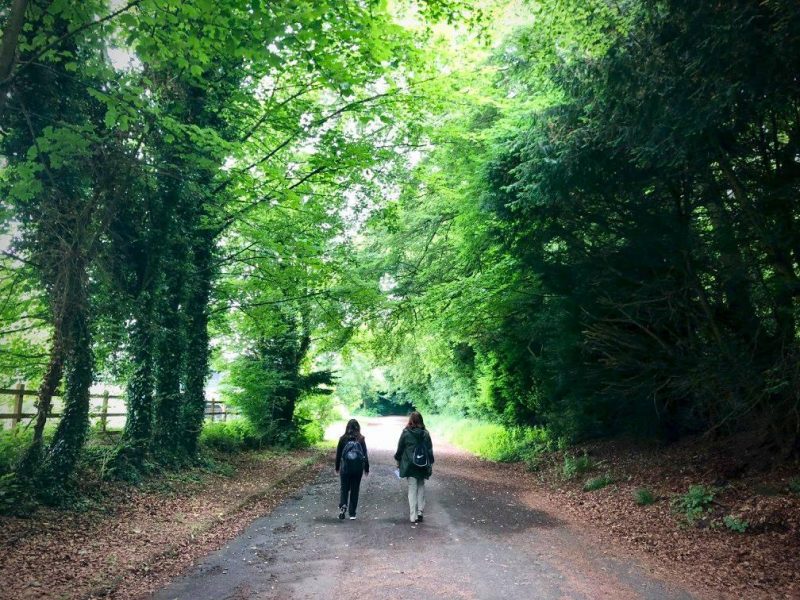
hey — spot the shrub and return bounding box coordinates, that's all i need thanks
[0,429,31,475]
[583,473,614,491]
[200,420,262,452]
[299,419,325,446]
[294,393,336,446]
[0,473,36,515]
[525,455,542,472]
[563,452,594,479]
[788,477,800,494]
[723,514,749,533]
[79,444,121,481]
[633,487,656,505]
[672,485,715,523]
[428,415,551,462]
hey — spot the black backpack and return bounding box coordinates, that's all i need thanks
[342,438,365,475]
[411,431,429,468]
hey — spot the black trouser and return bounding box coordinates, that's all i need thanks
[339,471,363,516]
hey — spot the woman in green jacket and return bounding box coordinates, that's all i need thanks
[394,411,434,523]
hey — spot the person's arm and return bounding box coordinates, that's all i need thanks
[426,430,434,465]
[361,438,369,474]
[335,437,344,472]
[394,430,405,465]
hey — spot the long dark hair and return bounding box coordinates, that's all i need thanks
[344,418,361,440]
[407,411,425,430]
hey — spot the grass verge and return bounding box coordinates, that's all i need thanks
[427,414,551,463]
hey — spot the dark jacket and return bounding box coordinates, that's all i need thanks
[394,427,434,479]
[335,434,369,474]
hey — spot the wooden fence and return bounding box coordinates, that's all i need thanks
[0,383,236,432]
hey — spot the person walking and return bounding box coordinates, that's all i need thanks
[335,419,369,520]
[394,411,434,523]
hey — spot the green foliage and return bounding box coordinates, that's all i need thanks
[0,473,36,516]
[429,415,551,462]
[0,0,461,497]
[633,488,656,506]
[3,0,799,507]
[221,322,335,446]
[294,393,337,446]
[673,485,715,524]
[583,474,614,492]
[357,0,800,452]
[723,515,749,534]
[200,420,262,453]
[788,478,800,494]
[563,452,594,479]
[0,429,32,476]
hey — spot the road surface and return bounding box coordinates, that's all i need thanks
[152,417,693,600]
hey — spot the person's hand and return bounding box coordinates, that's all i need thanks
[364,471,369,477]
[335,469,339,475]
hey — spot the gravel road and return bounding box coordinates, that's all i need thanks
[152,417,694,600]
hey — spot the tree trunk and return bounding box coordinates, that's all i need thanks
[16,333,64,477]
[152,235,187,460]
[0,0,30,105]
[121,292,156,461]
[180,235,212,456]
[41,284,93,491]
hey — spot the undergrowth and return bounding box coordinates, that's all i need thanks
[0,416,312,515]
[723,514,749,533]
[428,415,551,462]
[200,420,263,452]
[563,452,595,479]
[583,473,614,491]
[673,485,715,524]
[633,488,656,505]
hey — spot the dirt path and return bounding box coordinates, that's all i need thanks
[152,417,694,600]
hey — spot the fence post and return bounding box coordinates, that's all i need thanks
[100,390,109,433]
[210,397,216,423]
[11,382,24,430]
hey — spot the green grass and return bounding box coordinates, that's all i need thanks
[633,487,656,505]
[563,451,594,479]
[583,473,614,491]
[428,415,551,462]
[313,438,337,450]
[0,425,63,476]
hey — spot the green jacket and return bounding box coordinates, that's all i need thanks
[394,427,434,479]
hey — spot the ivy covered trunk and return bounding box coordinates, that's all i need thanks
[180,232,213,456]
[152,250,187,461]
[121,292,156,461]
[17,334,64,476]
[41,264,93,491]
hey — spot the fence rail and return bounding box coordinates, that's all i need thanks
[0,383,236,432]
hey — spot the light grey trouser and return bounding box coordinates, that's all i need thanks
[407,477,426,521]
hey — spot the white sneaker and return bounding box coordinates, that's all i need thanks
[349,515,356,520]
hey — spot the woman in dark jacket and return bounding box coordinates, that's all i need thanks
[335,419,369,520]
[394,411,434,523]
